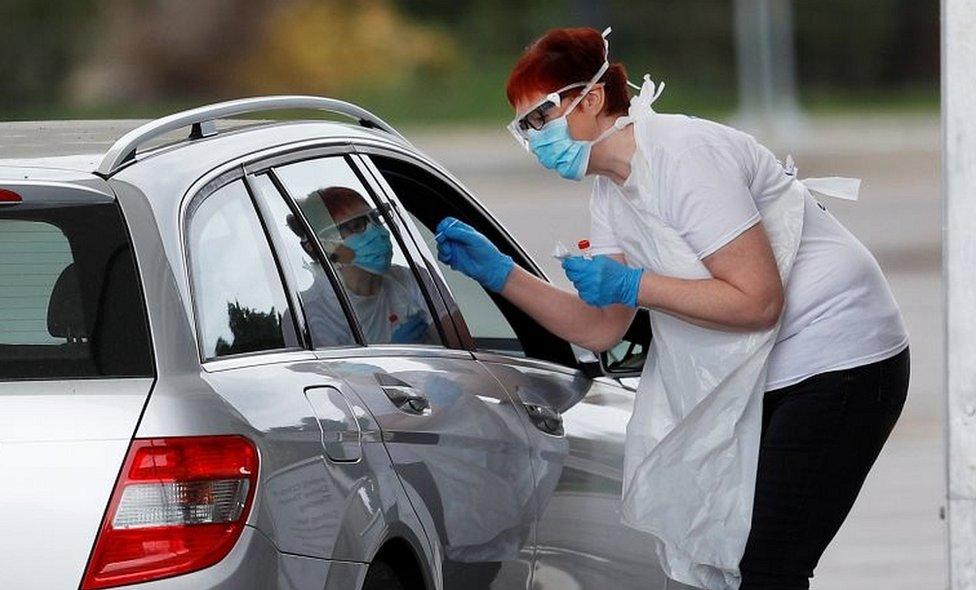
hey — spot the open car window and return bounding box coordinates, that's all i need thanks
[366,154,578,368]
[271,156,444,348]
[247,173,359,349]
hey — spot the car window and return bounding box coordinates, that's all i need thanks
[273,157,442,347]
[1,220,74,345]
[0,202,153,380]
[188,179,299,360]
[403,215,522,355]
[248,173,358,348]
[367,155,577,367]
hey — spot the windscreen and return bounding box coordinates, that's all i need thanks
[0,195,153,380]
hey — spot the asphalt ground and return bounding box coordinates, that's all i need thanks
[411,114,944,589]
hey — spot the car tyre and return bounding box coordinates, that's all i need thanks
[362,561,406,590]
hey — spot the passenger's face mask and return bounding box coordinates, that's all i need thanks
[343,221,393,275]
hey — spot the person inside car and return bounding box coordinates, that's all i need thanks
[308,186,436,345]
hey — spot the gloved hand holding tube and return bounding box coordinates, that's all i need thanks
[562,255,644,308]
[434,217,515,293]
[391,311,430,344]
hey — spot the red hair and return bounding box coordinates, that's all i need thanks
[313,186,368,222]
[506,27,631,117]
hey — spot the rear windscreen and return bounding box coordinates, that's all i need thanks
[0,198,153,380]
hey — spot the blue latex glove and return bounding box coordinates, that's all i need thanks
[435,217,515,293]
[562,255,644,308]
[391,312,429,344]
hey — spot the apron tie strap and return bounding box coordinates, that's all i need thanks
[784,154,861,202]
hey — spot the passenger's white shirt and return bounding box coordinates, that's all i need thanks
[590,114,908,390]
[303,265,433,345]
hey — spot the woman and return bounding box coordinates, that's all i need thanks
[435,27,909,590]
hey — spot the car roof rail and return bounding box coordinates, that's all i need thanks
[96,95,407,176]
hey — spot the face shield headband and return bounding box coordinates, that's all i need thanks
[507,27,613,151]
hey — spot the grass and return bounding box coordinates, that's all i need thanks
[799,85,939,115]
[0,69,937,128]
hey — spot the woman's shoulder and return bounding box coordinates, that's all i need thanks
[636,113,752,157]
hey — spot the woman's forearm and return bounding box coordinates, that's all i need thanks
[638,272,783,331]
[501,267,635,351]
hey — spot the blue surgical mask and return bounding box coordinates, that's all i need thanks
[528,117,593,181]
[527,114,633,182]
[343,222,393,275]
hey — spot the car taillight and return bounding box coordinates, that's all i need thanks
[0,188,22,204]
[81,436,258,589]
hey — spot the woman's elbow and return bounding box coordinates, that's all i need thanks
[579,334,616,355]
[577,322,630,354]
[751,290,784,330]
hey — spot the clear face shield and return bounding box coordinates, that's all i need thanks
[507,27,612,151]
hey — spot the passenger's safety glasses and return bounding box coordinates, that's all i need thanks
[336,209,383,235]
[315,208,383,242]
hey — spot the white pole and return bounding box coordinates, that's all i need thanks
[733,0,801,139]
[945,0,976,587]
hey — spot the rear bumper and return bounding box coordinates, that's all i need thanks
[118,526,367,590]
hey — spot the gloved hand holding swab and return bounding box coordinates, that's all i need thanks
[434,216,515,292]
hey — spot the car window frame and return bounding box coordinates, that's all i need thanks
[0,182,157,381]
[245,150,464,354]
[183,172,304,363]
[347,153,465,350]
[352,143,582,371]
[244,170,365,349]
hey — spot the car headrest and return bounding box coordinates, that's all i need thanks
[47,263,86,340]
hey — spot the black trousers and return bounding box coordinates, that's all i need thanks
[738,347,910,589]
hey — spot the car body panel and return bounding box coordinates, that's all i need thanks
[312,348,537,590]
[0,176,157,588]
[0,378,153,589]
[180,357,402,562]
[475,356,671,590]
[104,525,368,590]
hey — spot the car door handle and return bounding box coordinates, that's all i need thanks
[381,385,430,415]
[524,403,564,436]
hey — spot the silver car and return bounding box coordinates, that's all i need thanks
[0,97,677,590]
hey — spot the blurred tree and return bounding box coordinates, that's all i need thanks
[397,0,736,85]
[67,0,273,105]
[0,0,96,110]
[214,301,283,357]
[234,0,460,96]
[794,0,939,90]
[0,0,939,119]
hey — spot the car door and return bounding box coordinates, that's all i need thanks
[183,174,392,565]
[257,152,538,590]
[360,150,673,590]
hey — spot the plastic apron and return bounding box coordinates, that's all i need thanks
[607,78,859,590]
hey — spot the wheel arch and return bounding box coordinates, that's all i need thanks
[366,524,433,590]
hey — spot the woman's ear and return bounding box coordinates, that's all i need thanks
[580,84,606,115]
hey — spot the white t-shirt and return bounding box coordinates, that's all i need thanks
[590,114,908,390]
[302,265,434,345]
